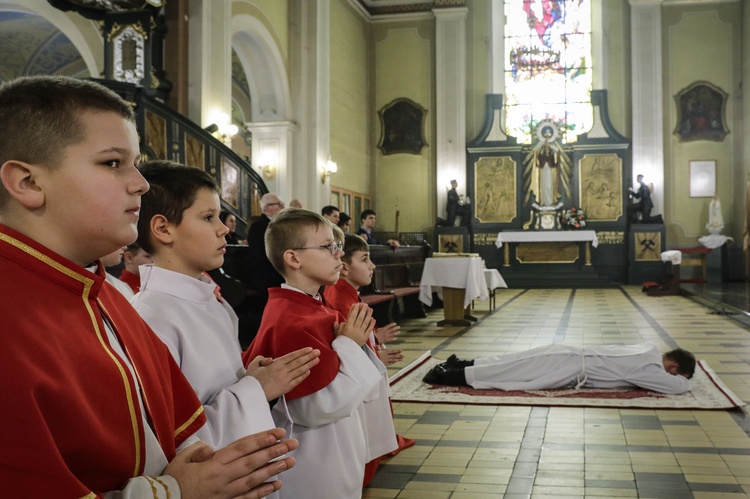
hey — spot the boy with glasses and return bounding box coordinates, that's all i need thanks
[244,209,396,498]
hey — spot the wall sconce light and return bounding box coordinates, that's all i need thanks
[205,111,238,144]
[257,164,275,180]
[321,156,338,184]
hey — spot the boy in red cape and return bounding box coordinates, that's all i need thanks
[0,75,297,498]
[322,233,415,486]
[244,209,396,498]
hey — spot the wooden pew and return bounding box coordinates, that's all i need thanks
[360,242,431,322]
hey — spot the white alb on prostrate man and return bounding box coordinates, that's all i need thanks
[424,343,695,395]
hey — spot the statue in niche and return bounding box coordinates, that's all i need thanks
[522,120,571,230]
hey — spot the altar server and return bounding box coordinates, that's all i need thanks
[132,160,320,453]
[0,75,296,498]
[244,209,397,498]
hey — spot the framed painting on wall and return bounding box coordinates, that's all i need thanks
[673,81,729,142]
[378,98,428,155]
[221,159,240,209]
[689,160,716,198]
[474,156,517,223]
[579,153,622,221]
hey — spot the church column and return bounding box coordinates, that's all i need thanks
[187,0,232,128]
[434,5,469,219]
[245,121,296,199]
[629,0,664,216]
[289,0,331,210]
[490,0,504,96]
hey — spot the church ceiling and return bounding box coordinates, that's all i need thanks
[0,10,87,81]
[355,0,465,16]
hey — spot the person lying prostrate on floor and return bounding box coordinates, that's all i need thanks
[424,343,695,395]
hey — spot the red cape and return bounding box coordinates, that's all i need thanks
[0,224,205,497]
[118,268,141,293]
[322,278,360,315]
[244,288,343,400]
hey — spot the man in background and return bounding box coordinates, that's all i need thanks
[321,205,340,225]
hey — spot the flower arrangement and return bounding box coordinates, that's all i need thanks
[561,207,586,230]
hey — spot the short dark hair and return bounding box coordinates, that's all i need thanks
[337,212,351,228]
[219,210,233,225]
[137,160,219,254]
[265,208,330,275]
[342,234,369,264]
[360,209,376,222]
[0,75,134,209]
[321,205,339,217]
[664,348,696,379]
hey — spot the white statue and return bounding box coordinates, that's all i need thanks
[706,194,724,235]
[522,120,572,207]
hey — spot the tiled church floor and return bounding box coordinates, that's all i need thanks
[365,286,750,498]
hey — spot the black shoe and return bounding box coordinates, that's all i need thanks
[445,354,474,368]
[423,363,467,386]
[423,364,449,384]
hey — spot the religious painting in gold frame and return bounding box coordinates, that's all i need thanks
[578,153,622,221]
[185,133,205,170]
[249,183,262,217]
[473,156,517,223]
[377,98,428,155]
[673,81,729,143]
[634,232,661,261]
[144,109,167,159]
[220,159,240,209]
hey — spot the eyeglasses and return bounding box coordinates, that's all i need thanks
[266,202,284,207]
[292,240,344,256]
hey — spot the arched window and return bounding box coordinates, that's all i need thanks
[504,0,592,144]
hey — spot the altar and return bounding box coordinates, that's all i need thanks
[495,230,599,267]
[461,90,632,286]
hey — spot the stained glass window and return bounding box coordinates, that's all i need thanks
[504,0,592,144]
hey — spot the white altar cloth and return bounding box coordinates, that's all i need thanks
[419,257,489,308]
[661,250,682,265]
[495,230,599,249]
[698,234,734,249]
[484,268,507,290]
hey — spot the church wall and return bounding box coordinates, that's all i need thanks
[602,0,631,139]
[465,1,491,143]
[232,0,289,69]
[372,21,435,233]
[663,3,741,245]
[329,0,371,196]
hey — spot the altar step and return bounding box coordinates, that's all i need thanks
[493,265,618,289]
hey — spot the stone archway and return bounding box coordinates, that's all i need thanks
[231,14,290,123]
[231,13,293,200]
[0,0,102,77]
